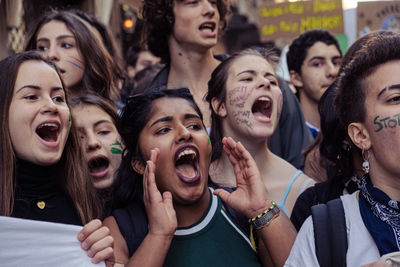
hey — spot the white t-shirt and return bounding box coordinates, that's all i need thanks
[0,216,105,267]
[285,191,380,267]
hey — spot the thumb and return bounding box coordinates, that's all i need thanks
[213,189,231,204]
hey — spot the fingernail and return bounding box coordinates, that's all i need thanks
[88,249,94,257]
[82,241,88,250]
[78,233,84,241]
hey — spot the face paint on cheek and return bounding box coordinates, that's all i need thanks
[66,56,84,70]
[374,113,400,132]
[207,137,211,145]
[110,140,123,154]
[228,85,254,108]
[68,112,72,123]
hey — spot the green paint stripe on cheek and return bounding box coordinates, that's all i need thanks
[110,147,122,154]
[207,137,211,145]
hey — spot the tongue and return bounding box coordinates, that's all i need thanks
[176,163,196,178]
[38,128,57,142]
[90,164,108,174]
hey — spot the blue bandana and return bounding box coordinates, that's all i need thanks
[359,174,400,255]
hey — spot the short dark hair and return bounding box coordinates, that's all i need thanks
[142,0,231,63]
[112,88,203,208]
[287,29,341,74]
[335,31,400,130]
[206,48,279,162]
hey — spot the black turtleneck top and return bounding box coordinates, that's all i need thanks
[11,159,82,226]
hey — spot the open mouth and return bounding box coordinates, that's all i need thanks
[252,96,273,121]
[199,22,216,32]
[88,156,110,178]
[174,145,200,184]
[36,122,60,143]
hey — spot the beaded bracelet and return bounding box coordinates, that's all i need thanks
[248,201,280,230]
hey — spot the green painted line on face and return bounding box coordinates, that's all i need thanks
[110,147,122,154]
[207,137,211,145]
[68,112,72,122]
[111,140,122,147]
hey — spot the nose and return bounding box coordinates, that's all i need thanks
[40,97,58,114]
[86,132,101,152]
[256,76,271,90]
[326,62,339,79]
[202,0,216,17]
[175,125,192,144]
[46,45,60,62]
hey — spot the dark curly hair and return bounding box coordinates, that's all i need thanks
[287,29,341,75]
[142,0,231,63]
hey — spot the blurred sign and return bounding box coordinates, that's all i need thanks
[256,0,344,43]
[358,1,400,36]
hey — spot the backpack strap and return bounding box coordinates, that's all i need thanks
[311,198,348,267]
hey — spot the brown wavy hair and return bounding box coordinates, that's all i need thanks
[25,9,119,103]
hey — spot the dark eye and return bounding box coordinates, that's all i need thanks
[240,77,252,82]
[62,43,72,49]
[52,95,65,103]
[156,127,170,135]
[24,95,38,100]
[313,62,321,67]
[98,130,111,135]
[188,123,202,130]
[388,96,400,103]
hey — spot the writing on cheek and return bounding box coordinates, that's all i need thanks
[374,113,400,132]
[233,111,253,129]
[228,86,253,108]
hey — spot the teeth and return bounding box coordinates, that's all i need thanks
[178,149,196,160]
[258,97,270,102]
[200,23,214,30]
[38,123,58,129]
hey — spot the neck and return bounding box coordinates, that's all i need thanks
[173,189,211,228]
[168,47,219,90]
[211,136,271,187]
[369,157,400,201]
[299,91,320,129]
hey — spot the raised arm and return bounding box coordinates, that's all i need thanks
[213,137,297,267]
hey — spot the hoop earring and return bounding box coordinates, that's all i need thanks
[362,148,370,174]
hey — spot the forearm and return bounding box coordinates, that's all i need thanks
[126,234,172,267]
[256,213,297,267]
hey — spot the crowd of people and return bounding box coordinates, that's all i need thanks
[1,0,400,266]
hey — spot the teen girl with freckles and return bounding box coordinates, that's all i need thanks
[25,9,119,103]
[104,88,296,267]
[206,49,314,216]
[70,94,123,217]
[286,32,400,267]
[0,51,113,264]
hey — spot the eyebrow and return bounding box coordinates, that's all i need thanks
[94,120,113,128]
[236,70,276,78]
[16,85,63,94]
[36,35,75,43]
[149,113,201,128]
[378,84,400,98]
[150,116,173,128]
[308,55,342,62]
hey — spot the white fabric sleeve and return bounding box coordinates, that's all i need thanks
[284,216,320,267]
[0,216,105,267]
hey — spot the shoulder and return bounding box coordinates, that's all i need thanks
[284,216,319,266]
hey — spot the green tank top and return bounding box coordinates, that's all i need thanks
[163,188,262,267]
